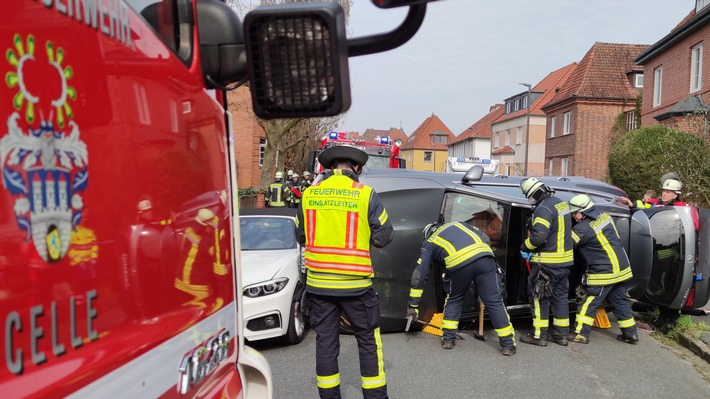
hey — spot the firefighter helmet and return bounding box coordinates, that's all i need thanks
[292,173,299,178]
[520,178,550,205]
[661,178,682,194]
[303,171,311,177]
[287,170,293,177]
[568,194,600,219]
[318,145,369,169]
[275,171,283,179]
[423,223,441,240]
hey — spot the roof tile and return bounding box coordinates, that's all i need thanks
[400,114,455,150]
[450,104,504,144]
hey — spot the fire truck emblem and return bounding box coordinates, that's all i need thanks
[1,34,88,262]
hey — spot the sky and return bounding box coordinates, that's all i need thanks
[339,0,695,136]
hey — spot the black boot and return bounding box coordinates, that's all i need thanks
[520,333,548,347]
[617,333,639,344]
[547,332,569,346]
[501,346,517,356]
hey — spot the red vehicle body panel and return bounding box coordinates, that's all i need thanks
[318,132,402,171]
[1,1,243,397]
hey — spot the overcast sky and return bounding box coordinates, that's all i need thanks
[339,0,694,136]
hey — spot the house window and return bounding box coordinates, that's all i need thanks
[634,73,644,88]
[516,127,522,145]
[259,138,266,166]
[653,66,663,107]
[563,112,571,135]
[494,132,499,148]
[550,116,556,138]
[424,151,432,162]
[506,130,511,146]
[522,95,528,109]
[697,0,710,12]
[561,157,569,176]
[505,103,511,114]
[625,111,638,131]
[691,43,703,92]
[548,158,554,176]
[514,99,520,111]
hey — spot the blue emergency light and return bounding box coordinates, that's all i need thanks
[329,131,338,139]
[380,136,390,144]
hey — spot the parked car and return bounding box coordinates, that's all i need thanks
[359,167,710,332]
[240,208,308,344]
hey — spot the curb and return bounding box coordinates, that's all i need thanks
[677,332,710,364]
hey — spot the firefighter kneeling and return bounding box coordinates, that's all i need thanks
[567,194,639,345]
[408,222,516,356]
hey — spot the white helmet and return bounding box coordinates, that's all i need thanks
[661,178,682,194]
[303,171,311,177]
[287,170,293,176]
[275,171,283,179]
[423,223,442,240]
[292,173,299,178]
[568,194,599,217]
[520,178,548,204]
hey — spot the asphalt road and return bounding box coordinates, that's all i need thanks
[253,317,710,399]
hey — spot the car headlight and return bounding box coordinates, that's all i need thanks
[243,277,289,298]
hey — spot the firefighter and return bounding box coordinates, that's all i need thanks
[302,170,313,189]
[287,173,302,208]
[655,178,686,206]
[519,178,573,347]
[265,172,287,208]
[635,189,657,208]
[407,222,516,355]
[567,194,639,345]
[295,145,394,399]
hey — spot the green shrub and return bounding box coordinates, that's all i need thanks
[608,125,710,207]
[238,186,265,197]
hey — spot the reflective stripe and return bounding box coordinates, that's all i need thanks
[306,260,373,275]
[572,231,580,243]
[362,328,386,389]
[409,288,423,298]
[553,318,569,327]
[594,219,620,274]
[495,324,514,337]
[306,209,317,244]
[431,236,456,256]
[577,295,596,326]
[306,276,372,290]
[618,317,636,328]
[345,211,358,249]
[378,209,389,225]
[444,243,492,268]
[531,250,574,264]
[442,319,459,330]
[532,299,547,338]
[306,246,370,257]
[533,217,550,228]
[587,267,633,285]
[317,373,341,389]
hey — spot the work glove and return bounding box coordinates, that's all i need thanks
[406,307,419,320]
[520,250,532,261]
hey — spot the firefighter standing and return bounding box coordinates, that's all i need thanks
[407,222,516,355]
[302,170,313,189]
[567,194,639,344]
[287,173,302,208]
[296,145,394,399]
[519,178,573,347]
[265,172,287,208]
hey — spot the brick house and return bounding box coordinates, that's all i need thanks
[491,63,577,176]
[542,43,648,180]
[229,86,266,190]
[448,104,502,162]
[360,128,408,145]
[634,1,710,140]
[400,114,455,172]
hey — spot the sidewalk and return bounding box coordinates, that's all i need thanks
[677,307,710,364]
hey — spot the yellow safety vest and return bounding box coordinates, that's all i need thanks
[301,170,374,294]
[268,182,286,207]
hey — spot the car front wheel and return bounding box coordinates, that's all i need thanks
[283,291,308,345]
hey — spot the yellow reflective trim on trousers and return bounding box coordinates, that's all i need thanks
[317,373,341,389]
[553,318,569,327]
[596,230,620,274]
[409,288,423,298]
[618,317,636,328]
[572,231,580,243]
[495,324,514,337]
[378,209,388,225]
[533,319,549,328]
[442,319,459,330]
[360,327,386,390]
[577,295,596,326]
[432,236,455,256]
[532,299,547,338]
[587,268,632,285]
[533,217,550,228]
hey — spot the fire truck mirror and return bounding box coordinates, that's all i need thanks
[371,0,439,9]
[243,2,350,119]
[196,0,248,89]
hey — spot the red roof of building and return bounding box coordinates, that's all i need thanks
[544,42,648,110]
[400,114,455,150]
[450,104,504,145]
[494,63,577,125]
[491,146,515,155]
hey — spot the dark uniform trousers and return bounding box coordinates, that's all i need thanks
[444,256,515,347]
[527,264,571,339]
[309,288,387,399]
[574,280,637,337]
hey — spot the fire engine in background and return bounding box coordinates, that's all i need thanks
[311,131,406,173]
[445,156,499,174]
[1,0,438,397]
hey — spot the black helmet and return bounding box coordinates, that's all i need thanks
[318,145,369,169]
[423,223,442,240]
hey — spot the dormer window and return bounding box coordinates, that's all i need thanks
[514,98,519,111]
[697,0,709,12]
[634,73,643,88]
[506,102,511,114]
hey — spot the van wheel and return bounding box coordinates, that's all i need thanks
[283,292,308,345]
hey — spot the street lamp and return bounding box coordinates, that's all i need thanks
[430,131,448,172]
[519,82,532,176]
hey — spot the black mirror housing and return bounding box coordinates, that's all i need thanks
[196,0,248,88]
[244,2,350,119]
[371,0,437,9]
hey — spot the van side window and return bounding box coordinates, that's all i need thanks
[126,0,194,65]
[441,193,507,248]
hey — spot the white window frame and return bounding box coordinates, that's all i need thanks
[506,130,511,146]
[561,157,569,177]
[516,127,522,145]
[691,43,703,93]
[494,132,499,148]
[653,66,663,107]
[424,151,432,162]
[548,159,554,176]
[514,99,519,111]
[634,73,644,88]
[550,116,556,138]
[522,95,528,109]
[505,103,511,114]
[625,111,637,131]
[259,138,267,167]
[697,0,710,12]
[563,112,571,135]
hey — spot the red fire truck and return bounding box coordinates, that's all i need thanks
[0,0,435,397]
[314,131,406,172]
